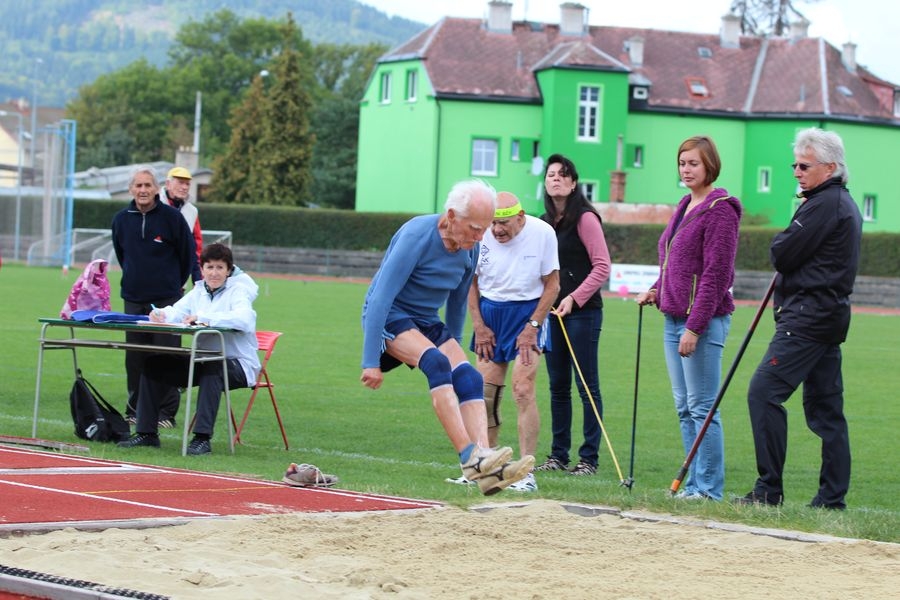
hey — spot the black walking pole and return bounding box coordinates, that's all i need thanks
[669,274,777,495]
[623,303,643,490]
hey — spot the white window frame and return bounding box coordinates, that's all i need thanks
[510,139,520,162]
[471,139,498,176]
[863,194,876,222]
[405,69,417,102]
[633,145,644,168]
[581,181,597,202]
[380,72,392,104]
[577,85,601,141]
[686,77,710,98]
[758,167,771,193]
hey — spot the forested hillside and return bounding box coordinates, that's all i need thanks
[1,0,423,107]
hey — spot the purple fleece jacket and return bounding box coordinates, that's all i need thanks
[651,187,742,335]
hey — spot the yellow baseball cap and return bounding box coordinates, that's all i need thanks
[167,166,192,180]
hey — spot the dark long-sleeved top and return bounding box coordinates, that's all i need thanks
[544,206,611,311]
[111,197,195,304]
[652,187,742,335]
[770,177,862,344]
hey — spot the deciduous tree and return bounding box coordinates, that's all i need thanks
[729,0,821,36]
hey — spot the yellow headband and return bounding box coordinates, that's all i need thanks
[494,203,523,218]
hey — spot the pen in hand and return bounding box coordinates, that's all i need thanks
[150,304,163,322]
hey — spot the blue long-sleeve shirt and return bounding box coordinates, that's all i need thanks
[361,214,478,368]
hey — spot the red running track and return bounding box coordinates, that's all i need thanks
[0,444,441,533]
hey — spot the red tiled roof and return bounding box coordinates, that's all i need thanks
[382,18,897,121]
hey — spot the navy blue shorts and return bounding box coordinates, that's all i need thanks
[469,298,550,363]
[380,318,454,372]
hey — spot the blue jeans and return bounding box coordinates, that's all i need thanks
[544,307,603,467]
[663,314,730,500]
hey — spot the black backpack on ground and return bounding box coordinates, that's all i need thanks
[69,369,131,442]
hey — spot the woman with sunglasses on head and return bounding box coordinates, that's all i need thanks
[535,154,611,476]
[636,136,742,501]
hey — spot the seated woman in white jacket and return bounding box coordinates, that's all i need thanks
[118,243,260,455]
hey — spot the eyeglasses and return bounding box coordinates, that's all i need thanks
[791,162,822,172]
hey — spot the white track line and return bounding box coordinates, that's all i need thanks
[0,479,219,516]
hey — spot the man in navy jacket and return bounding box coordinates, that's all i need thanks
[112,165,195,426]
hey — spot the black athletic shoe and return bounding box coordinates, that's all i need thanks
[808,495,846,510]
[117,432,160,448]
[733,489,783,506]
[187,437,212,456]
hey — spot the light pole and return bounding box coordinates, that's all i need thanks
[0,110,24,260]
[30,57,43,171]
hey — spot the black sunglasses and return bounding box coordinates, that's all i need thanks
[791,162,822,172]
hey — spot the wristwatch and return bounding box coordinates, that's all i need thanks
[528,319,540,329]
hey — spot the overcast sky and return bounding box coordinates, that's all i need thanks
[361,0,900,85]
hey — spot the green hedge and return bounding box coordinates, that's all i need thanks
[76,200,900,277]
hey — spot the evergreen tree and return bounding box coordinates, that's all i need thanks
[207,72,268,203]
[310,42,385,209]
[253,13,316,206]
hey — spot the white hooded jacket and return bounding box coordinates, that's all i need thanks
[160,266,260,387]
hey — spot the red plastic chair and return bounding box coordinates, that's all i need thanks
[232,331,289,449]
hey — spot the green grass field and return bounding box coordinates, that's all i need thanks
[2,262,898,542]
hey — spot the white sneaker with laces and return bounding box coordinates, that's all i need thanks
[508,472,537,492]
[445,475,476,486]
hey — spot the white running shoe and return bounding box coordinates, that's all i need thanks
[508,472,537,492]
[445,474,476,486]
[460,446,513,481]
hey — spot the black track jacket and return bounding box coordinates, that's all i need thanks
[769,177,862,344]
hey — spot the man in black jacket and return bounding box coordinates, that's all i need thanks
[111,166,195,427]
[736,128,862,510]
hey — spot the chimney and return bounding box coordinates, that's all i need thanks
[560,2,587,36]
[720,12,741,49]
[789,17,810,41]
[487,0,512,34]
[627,36,644,67]
[842,41,857,73]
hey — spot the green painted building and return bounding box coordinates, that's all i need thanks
[356,2,900,232]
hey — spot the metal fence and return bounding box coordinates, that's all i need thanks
[0,120,76,266]
[68,228,233,267]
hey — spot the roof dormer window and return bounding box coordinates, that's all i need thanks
[697,47,712,58]
[686,77,710,98]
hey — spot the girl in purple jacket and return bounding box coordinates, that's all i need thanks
[637,136,741,500]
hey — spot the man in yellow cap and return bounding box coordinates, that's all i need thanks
[464,191,560,492]
[161,166,203,283]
